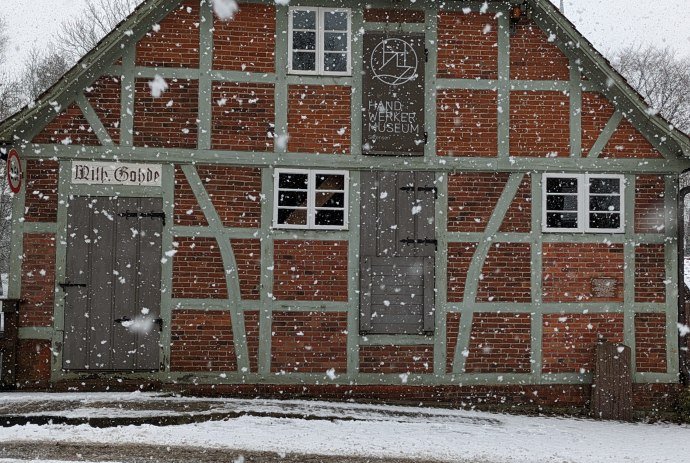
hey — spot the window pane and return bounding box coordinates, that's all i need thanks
[315,192,345,208]
[546,194,578,211]
[324,11,348,31]
[278,208,308,226]
[546,177,578,194]
[324,53,347,72]
[315,209,345,226]
[293,10,316,29]
[590,178,620,194]
[589,213,621,229]
[293,31,316,50]
[315,174,345,190]
[278,173,308,189]
[546,212,579,229]
[278,191,308,207]
[589,195,620,212]
[292,52,316,71]
[324,32,347,51]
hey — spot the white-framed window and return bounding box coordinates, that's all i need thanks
[288,7,351,76]
[274,169,349,230]
[543,173,625,233]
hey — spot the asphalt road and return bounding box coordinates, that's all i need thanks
[0,442,466,463]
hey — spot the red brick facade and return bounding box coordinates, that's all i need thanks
[7,0,685,411]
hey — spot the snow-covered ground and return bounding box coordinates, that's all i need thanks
[0,393,689,462]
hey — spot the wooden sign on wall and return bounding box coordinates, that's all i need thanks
[71,161,162,187]
[362,32,426,156]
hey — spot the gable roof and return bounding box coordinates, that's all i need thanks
[1,0,689,158]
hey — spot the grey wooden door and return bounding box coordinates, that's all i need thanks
[360,171,436,334]
[62,197,163,371]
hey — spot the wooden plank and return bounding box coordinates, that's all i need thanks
[62,197,92,370]
[360,172,377,257]
[416,171,436,258]
[378,172,397,257]
[396,171,416,256]
[423,256,435,333]
[360,257,374,332]
[135,197,163,370]
[591,341,633,421]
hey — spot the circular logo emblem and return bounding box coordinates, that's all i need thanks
[370,38,418,86]
[7,149,22,194]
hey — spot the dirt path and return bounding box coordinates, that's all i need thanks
[0,442,459,463]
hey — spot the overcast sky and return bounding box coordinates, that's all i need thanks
[1,0,688,76]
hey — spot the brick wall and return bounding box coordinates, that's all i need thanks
[32,104,99,146]
[271,312,348,374]
[136,1,200,68]
[173,166,208,226]
[16,340,52,388]
[231,239,261,300]
[542,314,624,373]
[363,9,425,23]
[635,175,665,233]
[134,79,199,148]
[635,313,667,373]
[213,3,276,73]
[170,310,236,371]
[601,119,663,159]
[581,92,615,156]
[510,91,570,157]
[287,85,351,154]
[172,237,228,299]
[24,160,59,223]
[196,165,262,228]
[447,173,508,232]
[446,313,462,373]
[447,242,477,303]
[499,175,532,233]
[211,82,275,151]
[510,17,570,80]
[437,89,498,157]
[477,243,531,303]
[465,313,531,373]
[20,234,56,328]
[273,240,348,301]
[635,244,666,303]
[437,13,497,80]
[85,75,122,144]
[359,345,433,374]
[542,243,624,303]
[244,310,261,373]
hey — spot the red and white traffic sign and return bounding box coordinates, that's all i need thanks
[7,148,22,194]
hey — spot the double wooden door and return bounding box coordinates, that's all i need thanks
[62,197,163,371]
[360,172,436,334]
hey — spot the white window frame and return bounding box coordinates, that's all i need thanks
[288,7,352,76]
[273,168,350,230]
[542,173,625,234]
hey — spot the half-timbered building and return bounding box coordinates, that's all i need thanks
[2,0,690,412]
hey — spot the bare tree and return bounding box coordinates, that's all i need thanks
[613,45,690,135]
[20,48,70,102]
[56,0,143,62]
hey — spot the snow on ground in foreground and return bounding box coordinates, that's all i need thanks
[1,395,689,462]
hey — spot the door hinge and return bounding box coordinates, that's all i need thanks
[424,131,429,144]
[400,186,415,192]
[425,48,429,63]
[400,238,438,246]
[417,186,438,199]
[119,211,166,226]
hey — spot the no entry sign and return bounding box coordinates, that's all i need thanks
[7,149,22,194]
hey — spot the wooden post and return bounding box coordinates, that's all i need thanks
[591,341,633,421]
[0,300,19,389]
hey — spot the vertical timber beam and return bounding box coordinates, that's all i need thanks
[434,172,449,376]
[665,174,680,379]
[530,173,544,381]
[346,171,361,378]
[159,164,176,372]
[274,4,289,155]
[623,175,636,372]
[258,168,275,376]
[7,160,26,299]
[349,9,364,158]
[569,59,582,157]
[119,45,136,147]
[424,6,438,160]
[197,0,214,151]
[497,6,511,158]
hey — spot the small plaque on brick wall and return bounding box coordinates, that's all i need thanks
[592,278,618,298]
